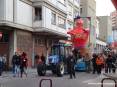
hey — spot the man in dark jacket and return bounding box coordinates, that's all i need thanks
[105,55,113,73]
[111,53,117,73]
[92,54,98,74]
[67,53,76,79]
[12,52,21,77]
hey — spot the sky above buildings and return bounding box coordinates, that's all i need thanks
[96,0,116,16]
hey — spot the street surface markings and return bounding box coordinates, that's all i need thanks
[83,74,115,87]
[83,74,105,83]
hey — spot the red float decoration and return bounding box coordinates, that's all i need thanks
[67,18,89,48]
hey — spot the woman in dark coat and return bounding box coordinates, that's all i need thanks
[20,52,28,77]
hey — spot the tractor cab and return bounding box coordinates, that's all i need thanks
[48,44,65,65]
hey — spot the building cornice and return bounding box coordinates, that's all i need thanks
[20,0,33,5]
[34,27,68,38]
[0,20,33,31]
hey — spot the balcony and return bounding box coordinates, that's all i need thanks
[33,20,42,28]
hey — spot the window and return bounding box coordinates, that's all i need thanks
[35,38,45,46]
[34,7,42,21]
[51,13,56,25]
[58,17,66,29]
[80,8,82,14]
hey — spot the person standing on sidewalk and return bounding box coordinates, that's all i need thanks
[67,52,76,79]
[92,53,98,74]
[41,54,46,64]
[105,54,112,73]
[96,54,104,74]
[84,53,91,73]
[0,55,4,76]
[20,52,28,78]
[12,52,21,77]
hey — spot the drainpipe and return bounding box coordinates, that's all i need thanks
[45,38,49,64]
[32,35,35,68]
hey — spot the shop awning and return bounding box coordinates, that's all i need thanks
[112,0,117,9]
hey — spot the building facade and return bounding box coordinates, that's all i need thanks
[111,11,117,42]
[0,0,80,68]
[93,17,107,54]
[80,0,96,53]
[98,16,112,43]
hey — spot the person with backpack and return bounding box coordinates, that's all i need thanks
[12,52,21,77]
[20,52,28,78]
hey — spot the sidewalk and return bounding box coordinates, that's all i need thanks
[0,68,37,78]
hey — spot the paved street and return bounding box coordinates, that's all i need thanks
[0,69,116,87]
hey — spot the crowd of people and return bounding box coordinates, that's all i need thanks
[91,52,117,74]
[66,51,117,79]
[0,50,117,79]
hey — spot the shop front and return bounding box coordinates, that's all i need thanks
[0,29,12,70]
[32,32,68,67]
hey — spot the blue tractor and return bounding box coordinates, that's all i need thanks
[37,44,68,77]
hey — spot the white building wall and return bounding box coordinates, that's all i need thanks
[50,0,57,5]
[0,0,5,20]
[5,0,13,22]
[16,0,33,27]
[56,1,67,12]
[43,6,67,34]
[74,0,80,8]
[43,7,51,29]
[47,0,67,13]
